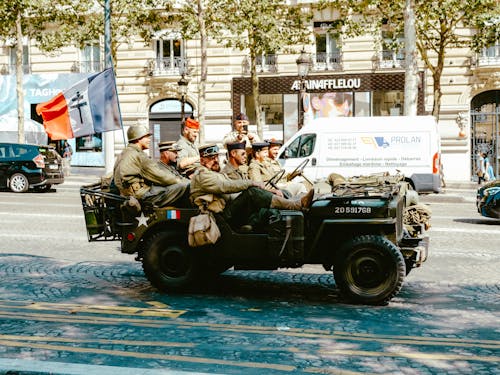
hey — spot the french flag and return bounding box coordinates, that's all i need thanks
[36,68,122,140]
[166,210,180,220]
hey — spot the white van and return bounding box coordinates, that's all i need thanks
[278,116,441,193]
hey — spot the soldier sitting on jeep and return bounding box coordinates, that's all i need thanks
[114,124,191,208]
[190,144,314,231]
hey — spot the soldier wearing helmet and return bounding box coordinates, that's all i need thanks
[113,124,190,207]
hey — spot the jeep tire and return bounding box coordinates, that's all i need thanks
[333,235,406,305]
[142,231,199,292]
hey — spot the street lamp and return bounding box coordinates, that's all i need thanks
[177,73,190,124]
[296,49,312,129]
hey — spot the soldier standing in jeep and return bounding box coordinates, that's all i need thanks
[190,144,314,230]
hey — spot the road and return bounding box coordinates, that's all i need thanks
[0,172,499,374]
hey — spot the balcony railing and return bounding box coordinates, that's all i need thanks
[71,60,103,73]
[146,57,189,76]
[477,45,500,66]
[312,52,343,71]
[0,64,31,75]
[242,55,278,74]
[373,50,406,70]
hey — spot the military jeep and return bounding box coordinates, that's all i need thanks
[80,173,429,305]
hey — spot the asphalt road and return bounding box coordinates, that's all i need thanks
[0,172,498,374]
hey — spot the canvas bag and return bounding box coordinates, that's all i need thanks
[188,212,221,247]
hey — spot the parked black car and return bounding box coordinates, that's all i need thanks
[477,180,500,219]
[0,142,64,192]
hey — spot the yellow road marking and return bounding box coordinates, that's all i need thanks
[0,339,296,372]
[318,349,500,363]
[0,334,195,348]
[0,310,498,352]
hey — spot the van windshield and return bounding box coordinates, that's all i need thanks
[281,133,316,159]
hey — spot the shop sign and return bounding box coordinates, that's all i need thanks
[291,78,361,91]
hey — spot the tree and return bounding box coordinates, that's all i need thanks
[0,0,88,143]
[320,0,499,120]
[208,0,313,139]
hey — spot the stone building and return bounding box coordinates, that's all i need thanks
[0,4,498,182]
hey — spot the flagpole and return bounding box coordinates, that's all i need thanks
[103,0,115,174]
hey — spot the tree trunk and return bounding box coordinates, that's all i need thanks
[404,0,418,116]
[431,45,445,120]
[250,54,262,140]
[197,0,207,144]
[16,10,24,144]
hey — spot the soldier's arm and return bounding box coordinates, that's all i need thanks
[198,169,253,194]
[248,163,264,182]
[140,155,182,186]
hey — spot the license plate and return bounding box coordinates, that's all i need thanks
[49,164,58,169]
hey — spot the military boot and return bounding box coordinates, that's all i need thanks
[270,189,314,210]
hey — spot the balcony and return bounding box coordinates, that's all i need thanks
[471,45,500,69]
[71,60,103,73]
[146,57,189,77]
[312,52,343,71]
[373,50,406,70]
[242,55,278,74]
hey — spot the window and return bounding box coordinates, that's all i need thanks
[282,134,316,159]
[314,22,341,70]
[9,45,30,74]
[154,36,184,74]
[80,43,101,73]
[380,30,404,68]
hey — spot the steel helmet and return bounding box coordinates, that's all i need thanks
[127,125,151,142]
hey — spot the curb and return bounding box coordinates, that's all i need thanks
[0,358,213,375]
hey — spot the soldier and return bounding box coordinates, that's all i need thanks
[190,144,313,231]
[177,117,200,176]
[221,141,249,180]
[222,113,261,151]
[158,141,189,182]
[249,140,308,197]
[113,124,190,207]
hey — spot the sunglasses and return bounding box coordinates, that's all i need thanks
[200,145,219,157]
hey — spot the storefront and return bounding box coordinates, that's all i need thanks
[232,72,425,141]
[0,73,105,167]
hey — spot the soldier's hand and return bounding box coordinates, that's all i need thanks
[252,181,266,190]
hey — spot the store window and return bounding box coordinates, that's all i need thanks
[306,92,353,120]
[80,43,101,73]
[314,22,341,70]
[76,134,102,152]
[372,91,404,116]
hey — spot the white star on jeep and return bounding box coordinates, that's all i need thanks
[135,212,149,227]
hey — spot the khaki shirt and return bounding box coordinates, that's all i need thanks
[248,159,276,182]
[158,161,190,183]
[190,166,253,205]
[221,162,249,180]
[113,143,183,198]
[176,135,199,169]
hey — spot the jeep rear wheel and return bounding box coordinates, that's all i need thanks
[142,231,198,292]
[9,173,29,193]
[333,235,406,305]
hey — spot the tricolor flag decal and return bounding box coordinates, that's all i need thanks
[36,68,122,140]
[166,210,180,220]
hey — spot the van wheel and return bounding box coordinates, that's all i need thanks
[9,173,29,193]
[142,231,198,292]
[333,235,406,305]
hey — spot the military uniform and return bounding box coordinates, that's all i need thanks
[221,163,249,180]
[114,143,190,207]
[222,130,261,150]
[176,135,200,172]
[190,164,274,229]
[158,160,189,182]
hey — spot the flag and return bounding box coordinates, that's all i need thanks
[36,68,122,140]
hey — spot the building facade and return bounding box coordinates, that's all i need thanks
[0,6,498,181]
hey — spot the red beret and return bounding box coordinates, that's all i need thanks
[185,118,200,129]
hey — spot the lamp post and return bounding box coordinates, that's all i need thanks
[296,49,312,129]
[177,73,190,125]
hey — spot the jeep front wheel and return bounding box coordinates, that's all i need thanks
[333,235,406,305]
[142,231,198,292]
